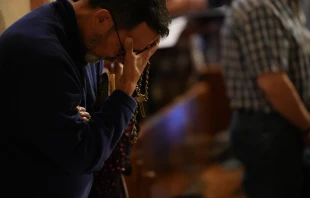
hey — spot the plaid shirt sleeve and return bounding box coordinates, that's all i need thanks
[234,4,290,76]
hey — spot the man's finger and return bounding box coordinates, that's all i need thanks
[80,112,91,119]
[124,37,133,54]
[113,61,123,76]
[147,41,159,57]
[82,117,90,122]
[77,106,86,112]
[139,40,159,60]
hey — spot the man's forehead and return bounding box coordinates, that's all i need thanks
[133,37,159,54]
[128,22,159,52]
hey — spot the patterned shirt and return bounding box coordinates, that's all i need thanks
[301,0,310,29]
[221,0,310,113]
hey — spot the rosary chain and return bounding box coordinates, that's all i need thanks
[130,61,151,145]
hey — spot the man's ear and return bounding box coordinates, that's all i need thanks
[92,9,113,34]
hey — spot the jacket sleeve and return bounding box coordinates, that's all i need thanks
[20,52,137,175]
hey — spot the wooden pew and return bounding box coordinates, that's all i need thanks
[126,82,212,198]
[125,68,243,198]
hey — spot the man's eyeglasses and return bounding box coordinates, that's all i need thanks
[112,16,126,57]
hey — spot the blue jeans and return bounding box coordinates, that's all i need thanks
[229,110,309,198]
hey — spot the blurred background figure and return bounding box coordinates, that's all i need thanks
[301,0,310,29]
[221,0,310,198]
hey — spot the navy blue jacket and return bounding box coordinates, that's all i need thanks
[0,0,136,197]
[83,62,105,115]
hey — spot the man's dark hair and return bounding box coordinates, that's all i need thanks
[87,0,171,37]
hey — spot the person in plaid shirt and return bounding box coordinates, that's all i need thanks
[221,0,310,197]
[301,0,310,29]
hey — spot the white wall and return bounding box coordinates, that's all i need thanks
[0,0,31,32]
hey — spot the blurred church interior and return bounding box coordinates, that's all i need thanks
[0,0,245,197]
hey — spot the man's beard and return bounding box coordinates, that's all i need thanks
[85,51,117,64]
[84,41,115,64]
[84,32,117,64]
[85,52,100,64]
[85,34,102,64]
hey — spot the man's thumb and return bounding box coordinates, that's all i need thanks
[124,37,133,53]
